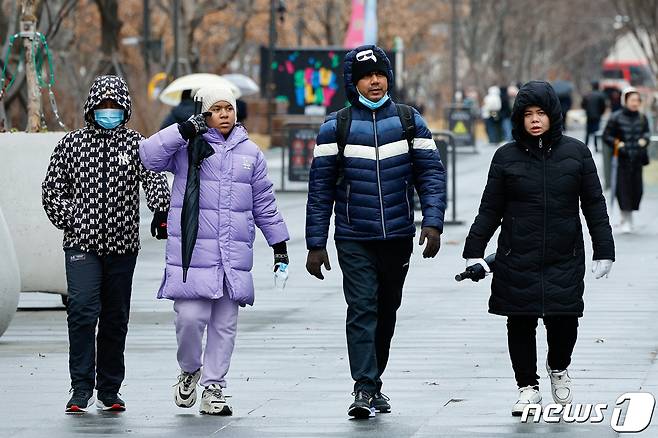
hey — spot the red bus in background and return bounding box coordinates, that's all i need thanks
[602,60,655,90]
[601,60,656,111]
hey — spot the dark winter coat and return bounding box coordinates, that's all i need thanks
[305,45,447,249]
[42,75,171,255]
[581,90,606,121]
[602,108,651,169]
[463,81,615,317]
[160,99,196,130]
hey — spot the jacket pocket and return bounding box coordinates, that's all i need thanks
[346,183,352,225]
[247,219,255,247]
[506,216,517,255]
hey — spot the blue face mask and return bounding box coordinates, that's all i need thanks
[358,92,390,110]
[94,109,124,129]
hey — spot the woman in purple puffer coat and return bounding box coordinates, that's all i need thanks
[139,86,289,416]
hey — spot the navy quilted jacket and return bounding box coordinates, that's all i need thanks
[305,45,447,249]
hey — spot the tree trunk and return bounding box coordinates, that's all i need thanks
[21,0,41,132]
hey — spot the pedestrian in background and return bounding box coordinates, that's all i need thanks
[499,85,513,142]
[581,80,607,151]
[482,86,502,144]
[160,89,196,130]
[463,81,614,416]
[305,45,446,419]
[603,87,652,233]
[140,86,289,416]
[42,75,171,413]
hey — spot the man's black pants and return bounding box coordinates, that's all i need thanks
[507,315,579,388]
[336,237,413,394]
[64,248,137,393]
[584,118,601,151]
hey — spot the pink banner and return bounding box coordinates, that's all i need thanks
[343,0,365,48]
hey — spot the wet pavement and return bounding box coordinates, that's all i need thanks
[1,133,657,437]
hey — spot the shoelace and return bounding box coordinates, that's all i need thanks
[552,371,570,383]
[174,372,196,390]
[351,390,372,401]
[206,386,224,399]
[374,392,390,401]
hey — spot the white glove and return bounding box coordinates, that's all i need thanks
[592,260,613,279]
[465,258,491,273]
[274,262,289,290]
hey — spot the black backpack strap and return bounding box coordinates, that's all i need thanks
[395,103,416,152]
[334,106,352,185]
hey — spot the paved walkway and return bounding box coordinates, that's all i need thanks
[1,132,657,437]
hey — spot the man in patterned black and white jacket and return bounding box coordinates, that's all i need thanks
[42,75,170,413]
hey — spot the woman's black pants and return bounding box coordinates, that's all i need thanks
[507,315,579,388]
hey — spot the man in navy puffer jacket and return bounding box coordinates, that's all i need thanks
[305,45,447,419]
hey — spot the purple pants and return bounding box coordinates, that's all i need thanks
[174,293,239,388]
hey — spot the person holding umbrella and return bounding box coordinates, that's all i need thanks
[462,81,615,416]
[139,85,289,415]
[602,87,652,233]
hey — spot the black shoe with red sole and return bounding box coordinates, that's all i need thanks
[65,389,94,414]
[96,392,126,412]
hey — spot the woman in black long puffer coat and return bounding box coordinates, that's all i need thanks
[602,87,651,234]
[462,81,615,416]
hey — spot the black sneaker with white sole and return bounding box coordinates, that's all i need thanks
[65,388,95,414]
[370,392,391,413]
[96,392,126,411]
[348,390,374,419]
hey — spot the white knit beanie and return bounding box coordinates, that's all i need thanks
[195,86,238,115]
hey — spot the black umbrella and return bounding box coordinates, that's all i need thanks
[551,80,574,98]
[181,99,215,282]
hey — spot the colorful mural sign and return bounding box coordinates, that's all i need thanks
[260,48,396,115]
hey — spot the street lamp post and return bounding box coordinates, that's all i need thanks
[172,0,179,80]
[450,0,458,103]
[267,0,276,137]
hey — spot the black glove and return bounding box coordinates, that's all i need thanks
[306,248,331,280]
[419,226,441,258]
[178,112,211,140]
[151,211,168,240]
[273,241,289,269]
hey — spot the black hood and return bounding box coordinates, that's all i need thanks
[511,80,563,146]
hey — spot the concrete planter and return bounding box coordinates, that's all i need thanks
[0,132,67,296]
[0,206,20,336]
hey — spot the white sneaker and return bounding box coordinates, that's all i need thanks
[174,368,201,408]
[546,361,573,405]
[621,221,632,234]
[620,211,633,234]
[199,384,233,416]
[511,386,542,416]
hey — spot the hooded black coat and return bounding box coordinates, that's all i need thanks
[463,81,615,317]
[602,107,651,211]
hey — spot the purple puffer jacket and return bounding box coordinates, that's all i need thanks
[139,124,289,305]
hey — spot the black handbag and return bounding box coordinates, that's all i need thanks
[640,146,650,166]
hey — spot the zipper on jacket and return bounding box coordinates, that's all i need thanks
[540,137,547,317]
[99,136,109,253]
[373,111,387,238]
[346,183,352,225]
[405,180,412,219]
